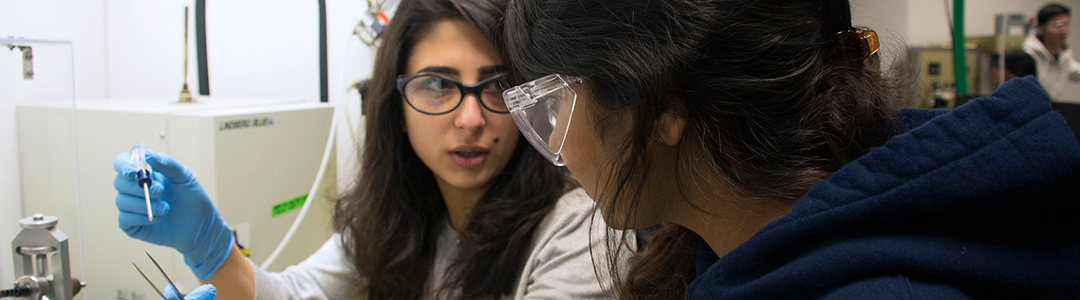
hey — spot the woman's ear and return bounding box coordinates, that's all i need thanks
[657,107,687,146]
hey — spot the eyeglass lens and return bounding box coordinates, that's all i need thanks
[403,75,508,114]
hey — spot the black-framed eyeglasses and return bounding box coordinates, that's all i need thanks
[397,73,511,115]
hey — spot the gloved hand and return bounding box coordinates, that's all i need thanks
[163,284,216,300]
[113,148,234,280]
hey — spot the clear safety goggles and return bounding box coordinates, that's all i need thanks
[502,74,584,166]
[1048,20,1070,29]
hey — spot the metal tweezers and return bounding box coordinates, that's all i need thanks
[133,251,186,300]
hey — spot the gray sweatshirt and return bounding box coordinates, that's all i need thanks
[252,188,628,299]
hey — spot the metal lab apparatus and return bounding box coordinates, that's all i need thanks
[16,98,336,300]
[906,47,990,108]
[6,214,84,300]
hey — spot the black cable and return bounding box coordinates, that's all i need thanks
[319,0,329,103]
[196,0,210,95]
[0,286,32,298]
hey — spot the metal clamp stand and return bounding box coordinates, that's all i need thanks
[3,214,84,300]
[3,37,34,80]
[179,7,194,103]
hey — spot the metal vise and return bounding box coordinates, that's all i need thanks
[3,214,84,300]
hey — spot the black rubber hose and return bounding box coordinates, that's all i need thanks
[196,0,210,95]
[319,0,329,103]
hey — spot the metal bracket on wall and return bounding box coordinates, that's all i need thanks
[4,40,34,80]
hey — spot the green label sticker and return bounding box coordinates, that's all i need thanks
[272,194,308,217]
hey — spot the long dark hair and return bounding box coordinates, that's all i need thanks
[506,0,901,299]
[333,0,572,298]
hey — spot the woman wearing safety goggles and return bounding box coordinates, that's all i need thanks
[502,0,1080,299]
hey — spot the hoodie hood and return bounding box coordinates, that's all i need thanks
[688,76,1080,299]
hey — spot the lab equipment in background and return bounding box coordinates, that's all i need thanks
[129,144,154,222]
[354,0,401,46]
[965,35,1026,56]
[3,214,85,300]
[906,47,989,108]
[909,11,1029,108]
[996,13,1030,36]
[967,13,1031,89]
[17,97,336,300]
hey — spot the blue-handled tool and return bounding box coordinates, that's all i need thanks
[130,144,154,222]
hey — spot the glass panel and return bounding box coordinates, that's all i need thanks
[512,85,576,165]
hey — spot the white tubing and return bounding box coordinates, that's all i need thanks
[259,93,340,270]
[260,36,358,270]
[70,43,89,300]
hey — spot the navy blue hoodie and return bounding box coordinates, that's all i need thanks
[687,76,1080,299]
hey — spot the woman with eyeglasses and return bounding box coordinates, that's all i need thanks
[502,0,1080,299]
[111,0,624,299]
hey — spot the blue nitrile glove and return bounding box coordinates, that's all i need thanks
[163,284,216,300]
[113,148,234,281]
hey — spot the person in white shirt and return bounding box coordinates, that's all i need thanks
[110,0,628,299]
[1024,2,1080,101]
